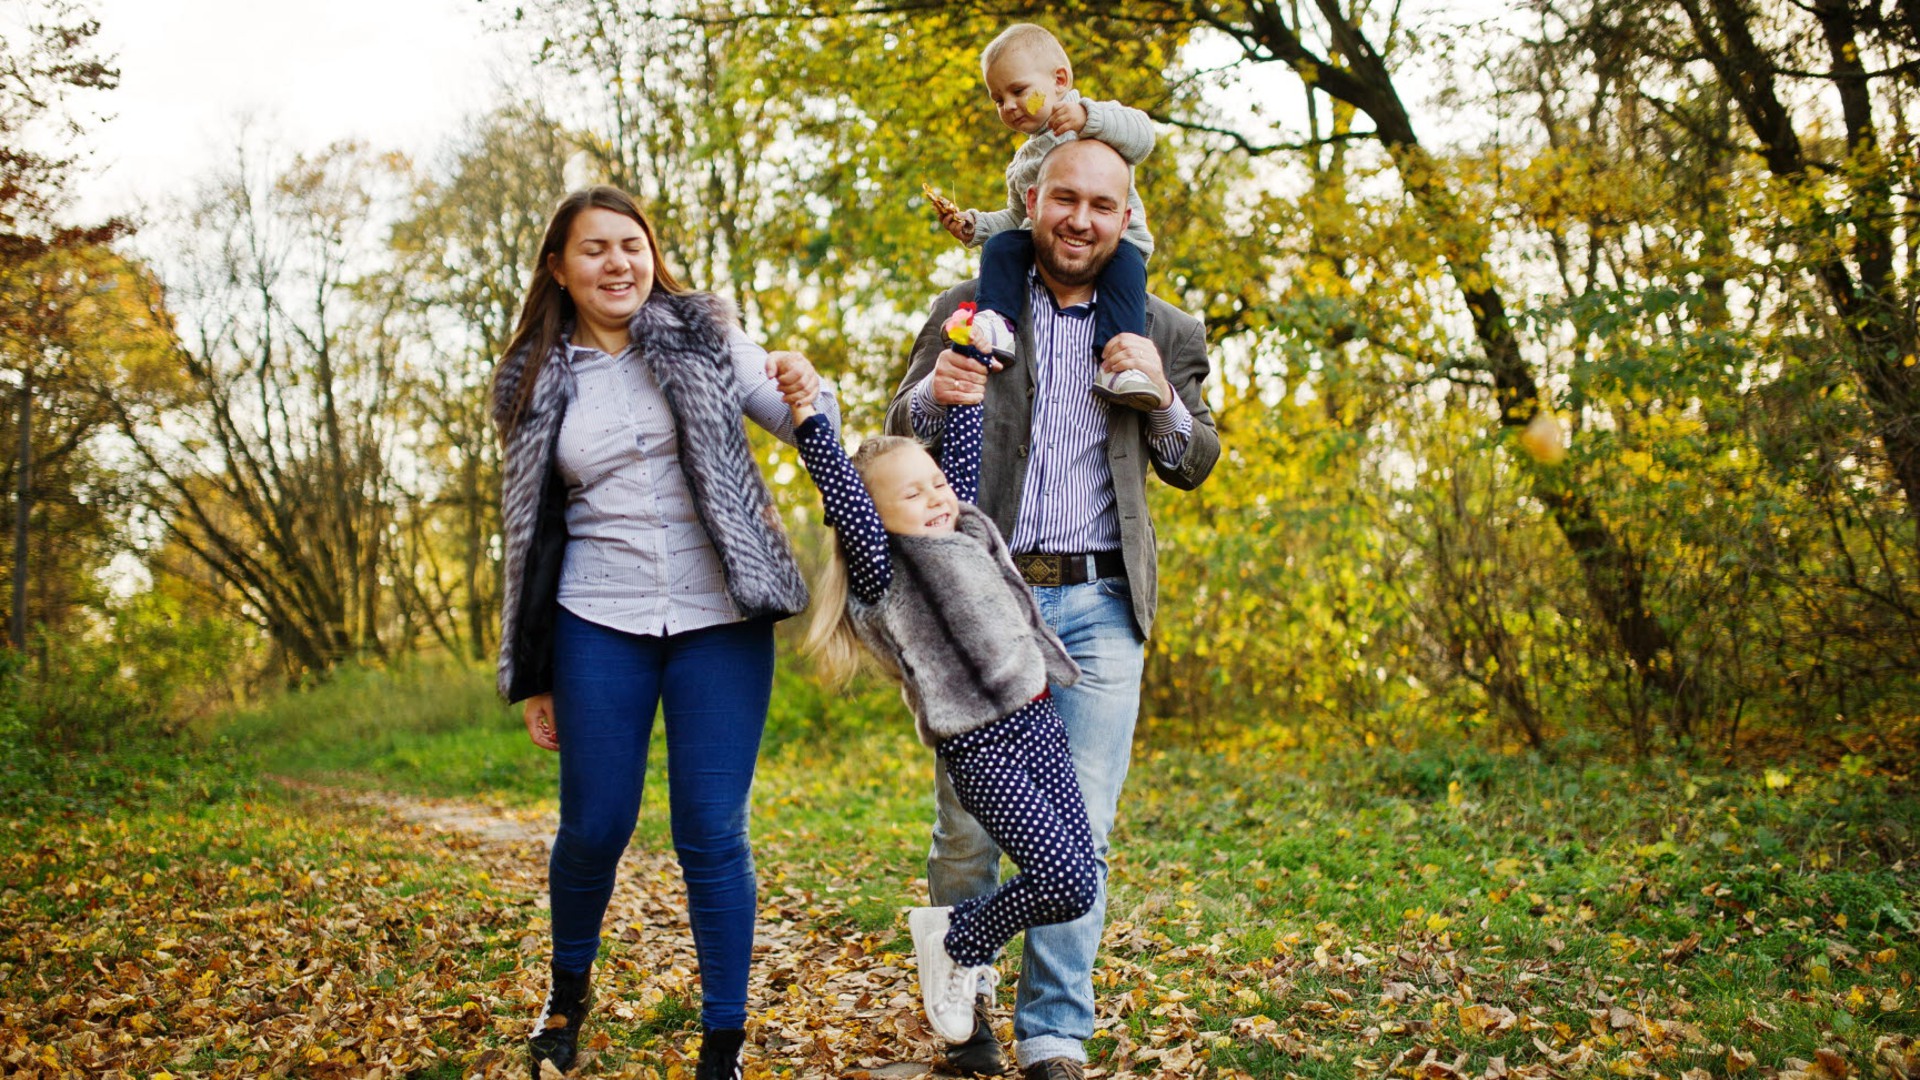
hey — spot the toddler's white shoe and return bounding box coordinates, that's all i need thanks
[908,906,988,1042]
[1092,368,1164,412]
[969,309,1017,363]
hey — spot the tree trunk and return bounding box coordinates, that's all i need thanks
[462,447,488,663]
[9,370,29,651]
[1681,0,1920,533]
[1203,0,1705,730]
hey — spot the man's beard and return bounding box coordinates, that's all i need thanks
[1035,229,1111,287]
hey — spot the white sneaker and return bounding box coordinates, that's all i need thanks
[969,310,1017,362]
[1092,368,1163,412]
[908,906,988,1042]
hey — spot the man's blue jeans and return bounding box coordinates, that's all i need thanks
[928,577,1144,1067]
[548,607,773,1031]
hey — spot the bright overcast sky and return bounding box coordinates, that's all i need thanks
[74,0,522,221]
[63,0,1506,226]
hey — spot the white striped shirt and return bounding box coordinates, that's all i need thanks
[911,274,1194,554]
[554,326,836,636]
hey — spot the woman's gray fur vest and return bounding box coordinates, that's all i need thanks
[850,503,1080,746]
[492,290,809,702]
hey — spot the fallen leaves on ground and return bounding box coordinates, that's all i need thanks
[2,784,972,1078]
[3,782,1915,1079]
[4,790,547,1078]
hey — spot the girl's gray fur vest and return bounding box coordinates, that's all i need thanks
[491,290,809,702]
[850,503,1080,746]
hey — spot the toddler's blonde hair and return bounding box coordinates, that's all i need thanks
[802,434,926,688]
[981,23,1073,85]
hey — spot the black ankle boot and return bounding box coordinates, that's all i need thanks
[527,966,593,1078]
[695,1027,747,1080]
[944,995,1008,1075]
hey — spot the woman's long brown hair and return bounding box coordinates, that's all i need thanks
[492,185,685,433]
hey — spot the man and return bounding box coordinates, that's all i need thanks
[885,137,1219,1080]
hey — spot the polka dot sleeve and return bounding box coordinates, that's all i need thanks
[795,413,892,604]
[941,402,984,506]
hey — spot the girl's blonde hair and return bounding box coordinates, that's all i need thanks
[801,434,926,687]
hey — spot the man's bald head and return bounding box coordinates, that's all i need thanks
[1035,137,1132,205]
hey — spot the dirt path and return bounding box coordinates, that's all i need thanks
[298,782,950,1078]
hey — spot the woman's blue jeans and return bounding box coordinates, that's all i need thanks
[548,606,774,1030]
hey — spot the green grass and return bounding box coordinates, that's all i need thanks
[208,657,547,800]
[227,662,1920,1077]
[5,658,1916,1077]
[203,654,911,804]
[1105,739,1920,1076]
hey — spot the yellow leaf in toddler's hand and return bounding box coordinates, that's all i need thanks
[1025,91,1046,116]
[921,182,958,218]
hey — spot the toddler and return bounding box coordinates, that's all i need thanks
[932,22,1162,410]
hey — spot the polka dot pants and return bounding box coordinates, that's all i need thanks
[936,693,1099,967]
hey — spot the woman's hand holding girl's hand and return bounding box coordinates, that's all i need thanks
[767,350,820,423]
[524,693,559,751]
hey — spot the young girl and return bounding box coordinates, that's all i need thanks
[785,307,1100,1043]
[929,22,1161,410]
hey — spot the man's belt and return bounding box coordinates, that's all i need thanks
[1012,551,1126,587]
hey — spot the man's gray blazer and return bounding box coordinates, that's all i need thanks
[884,280,1219,639]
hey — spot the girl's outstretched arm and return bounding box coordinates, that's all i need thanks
[793,413,892,604]
[941,401,984,506]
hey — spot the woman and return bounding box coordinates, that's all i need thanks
[492,185,832,1080]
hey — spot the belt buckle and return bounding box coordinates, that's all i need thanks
[1016,554,1062,586]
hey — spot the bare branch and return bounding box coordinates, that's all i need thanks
[1146,111,1377,154]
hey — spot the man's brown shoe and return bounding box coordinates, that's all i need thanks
[1021,1059,1085,1080]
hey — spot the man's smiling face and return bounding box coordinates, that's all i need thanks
[1025,139,1132,290]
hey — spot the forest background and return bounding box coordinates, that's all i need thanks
[3,0,1919,1077]
[7,0,1920,759]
